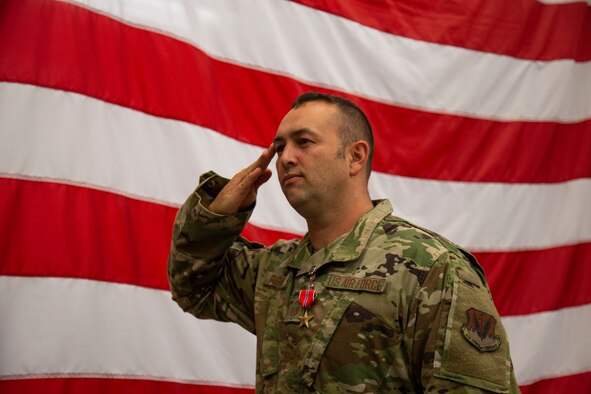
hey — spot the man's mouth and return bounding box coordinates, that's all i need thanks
[282,173,302,185]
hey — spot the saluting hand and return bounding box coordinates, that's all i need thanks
[207,144,276,215]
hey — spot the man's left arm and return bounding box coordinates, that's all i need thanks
[409,251,520,393]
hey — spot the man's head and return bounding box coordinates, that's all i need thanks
[273,92,374,218]
[290,92,374,178]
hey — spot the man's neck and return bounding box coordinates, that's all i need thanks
[306,197,374,251]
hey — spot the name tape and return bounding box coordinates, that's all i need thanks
[325,274,386,293]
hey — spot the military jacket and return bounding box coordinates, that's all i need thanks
[168,172,520,393]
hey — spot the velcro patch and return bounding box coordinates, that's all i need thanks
[325,274,386,293]
[461,308,501,352]
[263,272,288,289]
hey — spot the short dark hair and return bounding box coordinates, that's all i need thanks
[291,91,374,178]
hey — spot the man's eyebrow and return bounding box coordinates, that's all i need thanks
[272,135,285,144]
[272,128,319,144]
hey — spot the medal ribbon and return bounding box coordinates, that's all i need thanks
[299,289,316,310]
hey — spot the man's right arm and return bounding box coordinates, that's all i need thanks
[168,145,276,332]
[168,171,262,332]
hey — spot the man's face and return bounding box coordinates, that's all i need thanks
[273,101,349,214]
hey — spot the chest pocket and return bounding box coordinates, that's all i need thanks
[258,272,288,379]
[303,297,402,392]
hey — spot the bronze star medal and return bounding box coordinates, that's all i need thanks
[297,265,318,329]
[298,289,316,328]
[298,309,313,328]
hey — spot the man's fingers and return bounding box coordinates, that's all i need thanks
[248,144,276,173]
[254,168,272,190]
[240,167,262,188]
[258,144,276,168]
[241,165,272,188]
[210,144,275,214]
[235,145,274,182]
[237,144,276,183]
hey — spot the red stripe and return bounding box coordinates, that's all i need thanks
[290,0,591,61]
[520,371,591,394]
[0,177,176,291]
[2,177,589,317]
[242,223,302,246]
[0,369,588,394]
[474,243,591,316]
[0,378,253,394]
[1,0,590,184]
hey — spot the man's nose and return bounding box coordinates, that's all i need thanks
[279,143,297,168]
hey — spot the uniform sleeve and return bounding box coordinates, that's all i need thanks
[167,171,266,334]
[407,251,520,393]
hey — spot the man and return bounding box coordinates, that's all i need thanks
[168,92,520,393]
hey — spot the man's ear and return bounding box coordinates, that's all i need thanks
[348,140,370,177]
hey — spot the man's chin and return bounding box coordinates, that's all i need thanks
[283,191,308,212]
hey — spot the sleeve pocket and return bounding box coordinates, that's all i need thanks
[435,270,512,393]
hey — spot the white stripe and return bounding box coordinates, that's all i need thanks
[369,174,591,252]
[1,276,590,386]
[64,0,591,122]
[0,276,256,386]
[503,304,591,385]
[1,82,590,251]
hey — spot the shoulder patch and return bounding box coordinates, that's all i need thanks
[461,307,501,352]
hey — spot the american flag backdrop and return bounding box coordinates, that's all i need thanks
[1,0,590,393]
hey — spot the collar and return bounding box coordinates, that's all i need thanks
[286,199,393,276]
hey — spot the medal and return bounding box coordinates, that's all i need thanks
[299,289,316,309]
[298,289,316,328]
[298,309,313,328]
[298,266,318,328]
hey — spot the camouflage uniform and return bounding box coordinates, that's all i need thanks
[169,172,520,393]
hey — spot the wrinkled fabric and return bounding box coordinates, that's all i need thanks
[168,171,520,393]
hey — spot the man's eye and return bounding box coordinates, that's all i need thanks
[275,145,285,155]
[298,138,310,146]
